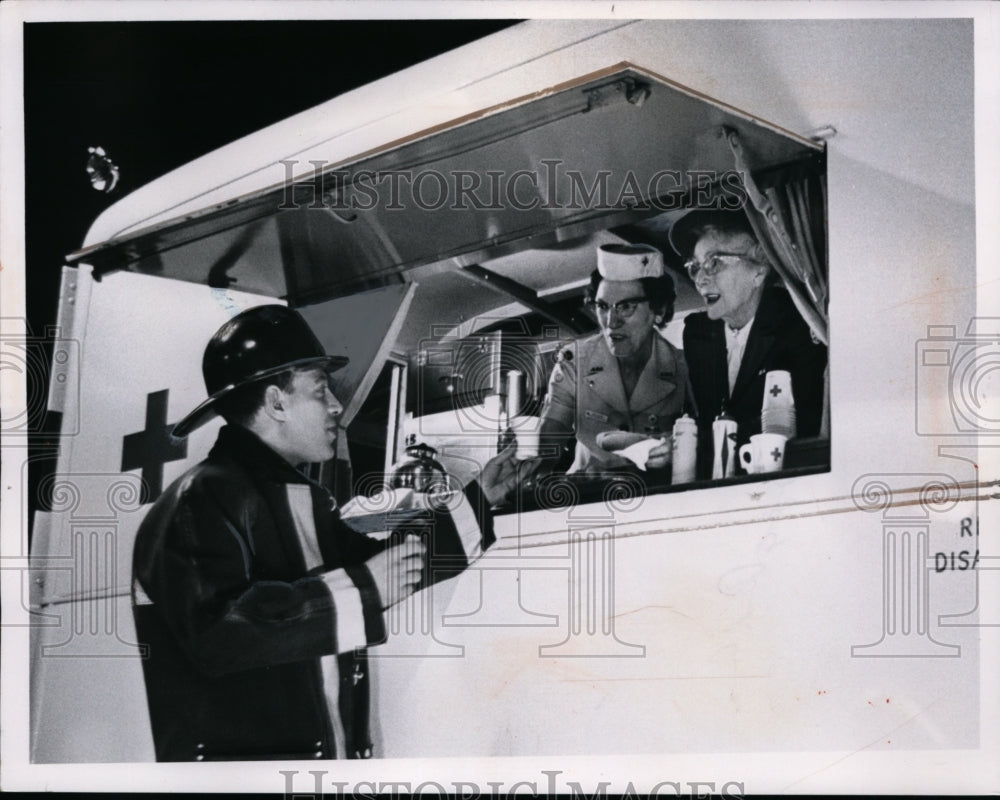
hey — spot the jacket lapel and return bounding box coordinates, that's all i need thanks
[628,336,678,413]
[582,336,629,413]
[217,432,309,573]
[731,296,779,406]
[693,318,729,410]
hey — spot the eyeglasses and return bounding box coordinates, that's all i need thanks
[588,296,649,319]
[684,251,758,280]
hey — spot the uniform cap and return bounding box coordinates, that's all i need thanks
[596,244,664,281]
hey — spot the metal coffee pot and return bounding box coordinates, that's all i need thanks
[390,436,450,493]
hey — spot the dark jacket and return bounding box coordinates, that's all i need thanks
[132,425,493,761]
[682,286,827,479]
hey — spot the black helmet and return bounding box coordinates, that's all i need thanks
[172,305,348,437]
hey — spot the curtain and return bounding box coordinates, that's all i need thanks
[724,127,831,436]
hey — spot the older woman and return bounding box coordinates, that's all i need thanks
[535,243,690,475]
[671,209,827,478]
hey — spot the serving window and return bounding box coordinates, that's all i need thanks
[69,63,830,517]
[338,197,829,515]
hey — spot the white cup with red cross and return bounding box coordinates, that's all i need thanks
[762,370,794,409]
[739,433,788,474]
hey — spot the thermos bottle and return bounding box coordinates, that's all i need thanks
[712,414,738,480]
[671,413,698,485]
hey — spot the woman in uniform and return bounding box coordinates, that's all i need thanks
[533,243,690,476]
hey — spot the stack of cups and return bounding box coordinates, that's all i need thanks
[761,370,796,439]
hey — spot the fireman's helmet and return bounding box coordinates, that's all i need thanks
[172,305,348,437]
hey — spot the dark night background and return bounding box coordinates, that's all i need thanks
[25,19,516,336]
[22,19,517,522]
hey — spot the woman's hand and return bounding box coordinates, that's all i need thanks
[595,430,647,453]
[644,436,673,471]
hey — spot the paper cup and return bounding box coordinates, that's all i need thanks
[510,415,542,460]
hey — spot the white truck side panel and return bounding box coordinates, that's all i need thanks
[23,17,994,776]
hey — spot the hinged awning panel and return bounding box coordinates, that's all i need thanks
[69,64,821,305]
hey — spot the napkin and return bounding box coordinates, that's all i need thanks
[616,438,663,471]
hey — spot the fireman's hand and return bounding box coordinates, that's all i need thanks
[478,443,521,505]
[366,534,425,608]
